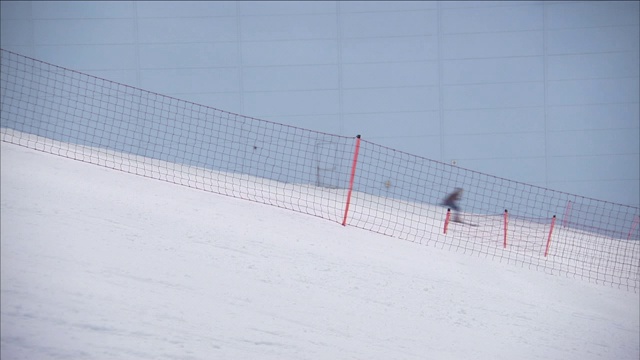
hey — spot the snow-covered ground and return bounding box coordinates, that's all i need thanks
[1,140,639,360]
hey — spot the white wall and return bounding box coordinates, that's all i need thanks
[1,0,638,206]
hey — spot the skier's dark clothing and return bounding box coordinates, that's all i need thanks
[443,188,462,210]
[443,188,464,221]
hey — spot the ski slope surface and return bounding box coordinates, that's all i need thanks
[1,141,639,360]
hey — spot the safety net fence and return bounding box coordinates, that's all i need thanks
[1,49,638,291]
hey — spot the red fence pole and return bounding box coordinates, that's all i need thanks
[563,200,572,227]
[503,210,508,248]
[342,135,361,226]
[628,215,640,240]
[545,215,556,257]
[444,208,451,234]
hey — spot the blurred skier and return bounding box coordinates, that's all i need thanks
[443,188,464,223]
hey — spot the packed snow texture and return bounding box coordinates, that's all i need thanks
[1,141,639,360]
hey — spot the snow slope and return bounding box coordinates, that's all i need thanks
[1,141,638,360]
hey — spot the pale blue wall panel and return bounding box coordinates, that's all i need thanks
[0,1,32,19]
[138,43,239,69]
[442,31,543,59]
[343,87,439,113]
[443,83,544,110]
[340,1,436,12]
[444,133,545,159]
[33,45,137,71]
[547,103,639,131]
[31,1,132,19]
[546,1,640,29]
[369,135,442,160]
[137,1,237,18]
[457,157,548,185]
[441,4,543,34]
[343,112,441,137]
[138,17,238,43]
[342,36,437,63]
[442,57,544,85]
[241,40,337,66]
[548,154,639,182]
[33,19,135,45]
[243,65,338,92]
[548,129,640,157]
[547,78,639,106]
[547,26,640,55]
[440,1,541,10]
[341,10,437,38]
[241,14,336,41]
[243,90,340,117]
[342,62,438,88]
[443,108,546,135]
[140,68,239,94]
[548,53,640,81]
[0,20,33,46]
[238,1,336,16]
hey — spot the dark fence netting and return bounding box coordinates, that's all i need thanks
[2,49,638,291]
